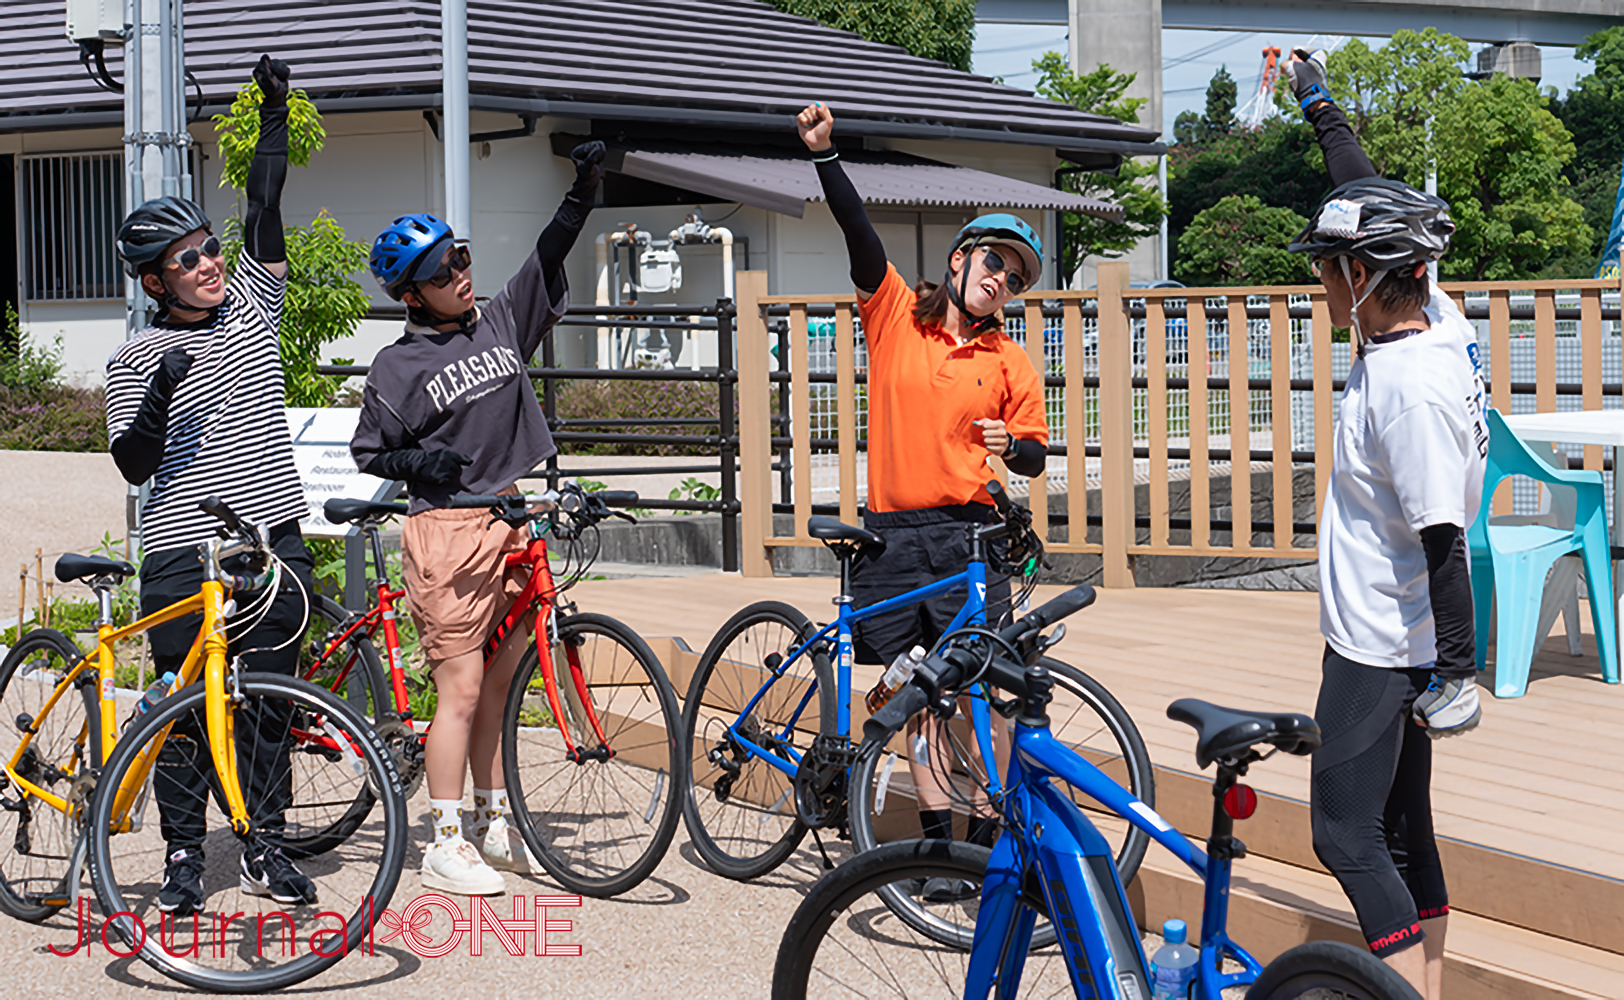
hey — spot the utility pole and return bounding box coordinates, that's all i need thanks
[442,0,471,237]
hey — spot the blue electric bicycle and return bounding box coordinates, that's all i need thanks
[772,585,1422,1000]
[681,484,1154,949]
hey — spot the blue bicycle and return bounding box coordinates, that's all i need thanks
[772,586,1422,1000]
[680,484,1154,930]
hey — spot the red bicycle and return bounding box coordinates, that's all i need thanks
[298,484,684,897]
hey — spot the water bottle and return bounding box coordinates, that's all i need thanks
[865,646,927,714]
[1149,918,1198,999]
[135,672,177,717]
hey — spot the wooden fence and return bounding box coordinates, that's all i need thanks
[734,263,1624,583]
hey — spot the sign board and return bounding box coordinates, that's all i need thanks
[284,408,400,540]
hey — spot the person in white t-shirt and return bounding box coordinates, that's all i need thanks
[1285,48,1487,1000]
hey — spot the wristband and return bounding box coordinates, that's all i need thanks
[1298,84,1334,112]
[1002,435,1020,460]
[811,149,839,163]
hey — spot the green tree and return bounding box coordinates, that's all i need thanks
[1550,27,1624,274]
[1175,195,1310,286]
[768,0,975,71]
[1032,52,1167,279]
[213,78,368,406]
[1174,67,1237,146]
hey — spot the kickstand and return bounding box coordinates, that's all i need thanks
[809,826,836,871]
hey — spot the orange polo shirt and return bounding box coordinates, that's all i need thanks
[858,263,1048,513]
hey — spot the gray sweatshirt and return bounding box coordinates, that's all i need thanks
[351,250,567,513]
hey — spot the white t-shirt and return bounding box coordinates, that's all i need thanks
[1319,284,1488,668]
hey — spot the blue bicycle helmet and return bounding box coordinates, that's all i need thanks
[370,214,455,301]
[952,213,1043,284]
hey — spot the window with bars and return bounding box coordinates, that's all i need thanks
[21,152,125,302]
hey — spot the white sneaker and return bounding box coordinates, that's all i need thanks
[1412,677,1482,739]
[479,817,542,874]
[420,839,506,895]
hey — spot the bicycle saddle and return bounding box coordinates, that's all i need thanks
[807,516,885,553]
[1167,698,1321,770]
[55,553,136,583]
[324,498,409,524]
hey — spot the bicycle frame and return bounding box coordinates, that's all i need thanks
[965,721,1262,1000]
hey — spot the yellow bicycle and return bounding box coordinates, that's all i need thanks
[0,498,407,992]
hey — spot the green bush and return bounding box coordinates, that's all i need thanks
[549,379,732,456]
[1176,195,1312,286]
[0,386,107,452]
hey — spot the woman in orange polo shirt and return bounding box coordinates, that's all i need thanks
[797,102,1050,872]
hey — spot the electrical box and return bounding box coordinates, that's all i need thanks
[65,0,124,43]
[638,247,683,294]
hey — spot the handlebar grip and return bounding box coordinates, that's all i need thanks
[199,496,253,537]
[446,494,512,509]
[861,684,930,749]
[985,479,1011,516]
[595,490,640,506]
[998,583,1098,645]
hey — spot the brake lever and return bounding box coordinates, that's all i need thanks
[612,511,636,523]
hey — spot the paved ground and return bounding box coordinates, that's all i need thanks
[0,450,129,629]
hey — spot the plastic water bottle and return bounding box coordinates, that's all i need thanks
[865,646,927,713]
[1148,918,1198,999]
[135,672,177,717]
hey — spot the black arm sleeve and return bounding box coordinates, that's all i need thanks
[1003,439,1047,479]
[814,155,887,294]
[536,175,598,304]
[243,105,289,263]
[109,384,177,485]
[1420,523,1476,679]
[1304,100,1378,188]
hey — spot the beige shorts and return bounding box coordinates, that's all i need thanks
[400,494,531,661]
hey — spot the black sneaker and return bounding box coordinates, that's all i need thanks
[240,844,318,906]
[157,847,205,916]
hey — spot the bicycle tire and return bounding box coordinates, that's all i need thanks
[502,612,684,897]
[681,601,836,881]
[0,628,95,922]
[848,656,1154,950]
[772,839,1066,1000]
[87,673,407,993]
[1247,940,1425,999]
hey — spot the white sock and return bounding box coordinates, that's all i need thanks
[471,787,508,841]
[429,797,464,847]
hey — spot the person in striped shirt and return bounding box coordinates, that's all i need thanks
[106,55,315,917]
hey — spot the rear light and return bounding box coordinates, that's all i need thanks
[1223,783,1258,820]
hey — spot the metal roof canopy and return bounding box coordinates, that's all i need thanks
[1,0,1166,160]
[553,134,1125,221]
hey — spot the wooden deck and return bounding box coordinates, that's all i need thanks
[572,573,1624,998]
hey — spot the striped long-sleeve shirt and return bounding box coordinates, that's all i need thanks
[105,254,306,554]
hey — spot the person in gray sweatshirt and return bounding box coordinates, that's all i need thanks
[351,140,603,895]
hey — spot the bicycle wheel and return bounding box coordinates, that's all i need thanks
[283,594,420,860]
[771,839,1072,1000]
[87,673,407,993]
[1248,940,1424,999]
[0,629,95,921]
[681,601,835,880]
[503,612,684,897]
[848,657,1153,949]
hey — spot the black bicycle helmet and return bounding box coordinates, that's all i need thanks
[1288,177,1453,272]
[117,196,211,277]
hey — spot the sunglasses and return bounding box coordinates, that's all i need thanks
[980,247,1029,296]
[423,242,473,289]
[163,235,223,273]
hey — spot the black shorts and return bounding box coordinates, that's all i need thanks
[848,503,1012,665]
[1310,645,1448,958]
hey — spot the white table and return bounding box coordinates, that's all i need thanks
[1500,410,1624,658]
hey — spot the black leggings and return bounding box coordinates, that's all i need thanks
[1310,645,1448,958]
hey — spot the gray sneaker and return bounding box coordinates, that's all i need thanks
[1413,677,1482,738]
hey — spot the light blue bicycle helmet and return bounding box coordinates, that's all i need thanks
[947,213,1044,333]
[370,214,455,301]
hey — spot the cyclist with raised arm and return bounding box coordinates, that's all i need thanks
[107,55,317,915]
[796,101,1049,886]
[1285,48,1486,1000]
[350,141,605,895]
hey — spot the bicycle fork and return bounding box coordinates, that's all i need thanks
[539,615,614,765]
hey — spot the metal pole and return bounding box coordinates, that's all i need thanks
[171,0,191,201]
[1158,155,1170,283]
[123,0,147,556]
[442,0,471,236]
[542,324,560,493]
[717,298,738,573]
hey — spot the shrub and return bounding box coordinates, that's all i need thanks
[548,379,733,456]
[0,385,107,452]
[0,303,65,392]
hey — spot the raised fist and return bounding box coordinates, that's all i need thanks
[796,102,834,153]
[253,54,291,109]
[1285,49,1331,108]
[570,140,606,187]
[151,349,194,398]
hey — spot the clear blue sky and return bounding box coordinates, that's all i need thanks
[971,24,1589,142]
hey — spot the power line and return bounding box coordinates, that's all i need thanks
[1163,32,1253,70]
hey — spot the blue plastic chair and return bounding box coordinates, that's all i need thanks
[1468,408,1619,698]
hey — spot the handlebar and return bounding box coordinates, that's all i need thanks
[446,485,641,529]
[200,496,257,542]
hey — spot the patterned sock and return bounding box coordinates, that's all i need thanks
[429,797,464,847]
[471,788,507,841]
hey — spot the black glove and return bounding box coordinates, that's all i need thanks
[110,349,193,485]
[570,140,606,189]
[151,349,194,401]
[1285,49,1333,112]
[253,54,291,109]
[371,448,473,487]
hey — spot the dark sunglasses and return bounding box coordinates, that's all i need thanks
[163,235,223,273]
[980,247,1029,296]
[423,242,473,289]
